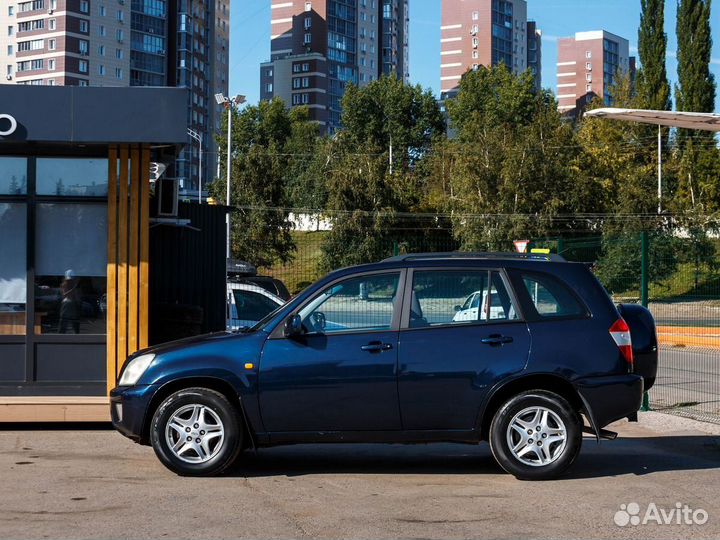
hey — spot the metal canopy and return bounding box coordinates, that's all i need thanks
[585,108,720,132]
[0,86,189,144]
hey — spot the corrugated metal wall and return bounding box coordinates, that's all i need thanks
[149,202,227,345]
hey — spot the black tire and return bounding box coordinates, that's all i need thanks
[150,387,244,476]
[489,390,582,480]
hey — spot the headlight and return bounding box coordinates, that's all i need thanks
[118,353,155,386]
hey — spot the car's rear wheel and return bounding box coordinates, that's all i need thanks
[150,387,243,476]
[489,390,582,480]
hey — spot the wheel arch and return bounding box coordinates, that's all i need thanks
[141,376,255,447]
[478,374,586,441]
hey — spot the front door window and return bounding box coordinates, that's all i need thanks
[298,272,400,334]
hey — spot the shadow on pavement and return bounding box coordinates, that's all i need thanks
[226,435,720,479]
[0,422,112,431]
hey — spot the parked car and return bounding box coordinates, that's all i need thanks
[226,283,284,331]
[239,275,291,301]
[452,289,512,322]
[111,252,658,480]
[226,259,291,304]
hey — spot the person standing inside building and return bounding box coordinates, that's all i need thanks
[58,269,81,334]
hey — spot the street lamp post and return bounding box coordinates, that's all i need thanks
[187,128,202,204]
[214,93,246,260]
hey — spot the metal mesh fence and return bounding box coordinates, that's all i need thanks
[253,217,720,425]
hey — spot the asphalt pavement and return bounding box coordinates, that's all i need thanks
[1,412,719,539]
[653,347,720,422]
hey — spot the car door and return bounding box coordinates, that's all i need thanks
[397,268,531,431]
[258,270,404,433]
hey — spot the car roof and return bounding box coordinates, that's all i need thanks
[382,252,566,263]
[324,252,572,278]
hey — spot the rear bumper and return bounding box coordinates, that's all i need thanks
[574,374,644,430]
[110,384,159,444]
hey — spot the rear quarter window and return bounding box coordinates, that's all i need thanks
[514,271,588,320]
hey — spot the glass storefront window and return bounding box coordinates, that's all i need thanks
[36,158,108,197]
[34,203,107,334]
[0,157,28,195]
[0,203,27,335]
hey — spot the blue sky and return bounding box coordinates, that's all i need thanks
[230,0,720,111]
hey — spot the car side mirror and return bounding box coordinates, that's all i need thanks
[284,314,303,338]
[454,305,461,312]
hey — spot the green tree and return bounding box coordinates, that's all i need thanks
[674,0,718,210]
[427,65,599,250]
[577,74,660,215]
[446,65,539,137]
[319,76,446,269]
[340,75,445,170]
[675,0,716,116]
[637,0,672,112]
[674,139,720,212]
[577,72,683,290]
[595,231,680,294]
[213,98,321,267]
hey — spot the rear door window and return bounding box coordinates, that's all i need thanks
[407,270,519,328]
[519,273,586,319]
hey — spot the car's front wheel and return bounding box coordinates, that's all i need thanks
[489,390,582,480]
[150,387,243,476]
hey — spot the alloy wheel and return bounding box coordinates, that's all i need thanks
[505,406,567,467]
[165,404,225,464]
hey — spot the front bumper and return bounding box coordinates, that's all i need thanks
[574,374,644,430]
[110,384,160,444]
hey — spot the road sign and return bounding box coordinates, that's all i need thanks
[513,240,529,253]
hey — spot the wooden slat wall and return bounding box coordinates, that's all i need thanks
[106,146,118,393]
[128,147,140,355]
[139,147,150,350]
[106,144,151,393]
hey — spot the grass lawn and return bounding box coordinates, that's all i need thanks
[649,261,720,301]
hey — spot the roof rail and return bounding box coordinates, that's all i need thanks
[382,251,566,263]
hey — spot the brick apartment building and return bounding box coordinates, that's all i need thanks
[0,0,231,198]
[260,0,409,133]
[440,0,541,99]
[556,30,635,115]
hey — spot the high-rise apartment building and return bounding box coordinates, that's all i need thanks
[440,0,541,99]
[381,0,408,81]
[556,30,634,115]
[0,0,230,197]
[260,0,409,133]
[526,19,541,91]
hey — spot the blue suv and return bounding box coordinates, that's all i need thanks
[111,253,658,480]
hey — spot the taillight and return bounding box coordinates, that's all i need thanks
[609,318,633,366]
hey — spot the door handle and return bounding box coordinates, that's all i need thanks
[361,342,393,352]
[481,334,513,346]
